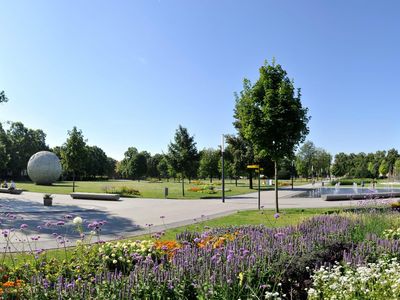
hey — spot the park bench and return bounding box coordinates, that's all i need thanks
[70,192,120,201]
[0,188,23,195]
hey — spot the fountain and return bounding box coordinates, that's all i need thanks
[353,182,358,193]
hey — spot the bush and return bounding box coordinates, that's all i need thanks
[102,185,141,197]
[331,178,373,186]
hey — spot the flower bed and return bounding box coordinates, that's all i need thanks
[0,211,400,298]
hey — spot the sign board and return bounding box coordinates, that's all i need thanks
[247,165,259,169]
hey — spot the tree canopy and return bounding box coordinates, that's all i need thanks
[234,60,309,212]
[167,125,198,196]
[61,127,87,190]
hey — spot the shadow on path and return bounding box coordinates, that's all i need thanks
[0,197,141,244]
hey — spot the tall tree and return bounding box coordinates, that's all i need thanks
[295,141,317,179]
[7,122,48,177]
[332,153,350,177]
[234,60,309,212]
[61,127,87,191]
[386,148,399,176]
[147,153,163,179]
[379,160,389,177]
[0,124,9,177]
[84,145,109,179]
[167,125,198,196]
[394,159,400,178]
[119,147,148,180]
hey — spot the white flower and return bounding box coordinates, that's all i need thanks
[113,259,117,264]
[73,217,83,225]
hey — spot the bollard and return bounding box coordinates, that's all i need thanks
[164,187,168,198]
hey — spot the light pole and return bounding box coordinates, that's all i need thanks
[291,160,294,190]
[221,134,225,203]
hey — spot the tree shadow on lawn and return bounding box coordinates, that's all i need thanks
[0,197,141,243]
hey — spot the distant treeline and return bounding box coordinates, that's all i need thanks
[331,149,400,178]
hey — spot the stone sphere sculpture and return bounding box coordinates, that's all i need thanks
[27,151,62,185]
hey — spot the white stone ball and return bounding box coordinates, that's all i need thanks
[27,151,62,185]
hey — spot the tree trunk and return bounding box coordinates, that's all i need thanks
[210,177,212,183]
[182,175,185,197]
[235,178,238,187]
[274,161,279,213]
[249,171,253,189]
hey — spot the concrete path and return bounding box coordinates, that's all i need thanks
[0,184,363,250]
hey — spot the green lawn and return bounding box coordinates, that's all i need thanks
[15,178,309,199]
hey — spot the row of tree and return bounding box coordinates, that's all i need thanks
[331,149,400,178]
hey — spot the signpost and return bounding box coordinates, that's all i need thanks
[247,164,263,210]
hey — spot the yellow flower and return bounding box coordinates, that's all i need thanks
[238,272,244,286]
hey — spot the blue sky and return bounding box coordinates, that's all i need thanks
[1,0,400,160]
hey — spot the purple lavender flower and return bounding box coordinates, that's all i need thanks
[2,229,10,237]
[274,213,280,219]
[20,224,29,230]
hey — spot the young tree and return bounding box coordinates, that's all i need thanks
[157,157,170,181]
[167,125,198,196]
[225,134,254,187]
[234,60,309,212]
[198,148,220,182]
[61,127,87,191]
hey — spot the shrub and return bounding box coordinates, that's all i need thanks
[331,178,373,186]
[102,185,141,197]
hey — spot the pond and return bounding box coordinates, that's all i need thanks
[295,187,400,198]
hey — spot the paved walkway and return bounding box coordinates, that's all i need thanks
[0,183,361,250]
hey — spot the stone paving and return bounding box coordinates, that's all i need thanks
[0,184,357,250]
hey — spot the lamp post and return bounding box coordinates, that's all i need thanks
[291,160,294,190]
[221,134,225,203]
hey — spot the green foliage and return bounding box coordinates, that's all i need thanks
[379,159,389,177]
[296,140,331,178]
[119,147,148,180]
[60,127,87,179]
[146,153,163,178]
[225,134,254,182]
[234,59,310,211]
[198,148,220,182]
[157,157,170,180]
[330,178,372,185]
[394,159,400,177]
[167,125,199,195]
[233,60,309,161]
[0,90,8,103]
[6,122,48,177]
[102,185,141,197]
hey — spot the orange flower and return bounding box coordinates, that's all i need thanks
[2,281,15,288]
[0,287,3,295]
[155,240,181,258]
